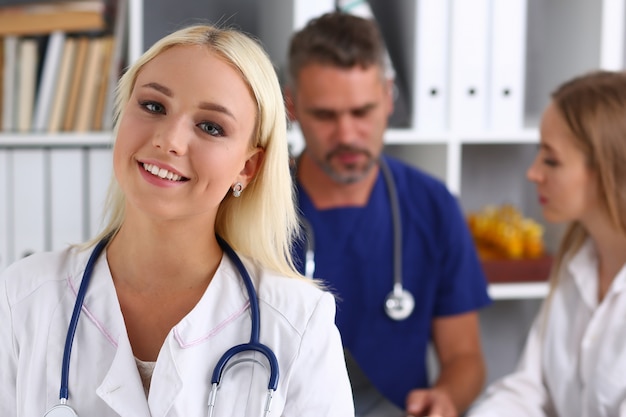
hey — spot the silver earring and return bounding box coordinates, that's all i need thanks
[232,182,243,197]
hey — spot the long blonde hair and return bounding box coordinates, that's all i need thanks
[88,24,303,279]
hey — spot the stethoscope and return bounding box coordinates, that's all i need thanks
[44,235,279,417]
[301,157,415,321]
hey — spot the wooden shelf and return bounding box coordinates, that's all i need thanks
[481,254,552,284]
[481,255,552,300]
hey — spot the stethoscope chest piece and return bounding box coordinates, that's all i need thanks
[44,404,78,417]
[384,286,415,321]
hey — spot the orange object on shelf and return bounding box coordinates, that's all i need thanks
[467,204,545,260]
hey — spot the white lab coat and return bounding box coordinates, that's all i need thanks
[0,245,355,416]
[468,239,626,417]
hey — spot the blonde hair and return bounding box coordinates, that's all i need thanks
[546,70,626,290]
[88,24,303,279]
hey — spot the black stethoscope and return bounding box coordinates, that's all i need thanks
[44,235,279,417]
[301,157,415,321]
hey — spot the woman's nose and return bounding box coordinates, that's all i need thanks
[526,158,541,183]
[152,118,190,155]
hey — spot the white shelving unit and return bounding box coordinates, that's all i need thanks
[2,0,626,302]
[0,0,143,271]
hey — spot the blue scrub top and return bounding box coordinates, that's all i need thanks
[293,155,491,408]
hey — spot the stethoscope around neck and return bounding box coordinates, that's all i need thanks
[301,157,415,321]
[44,235,279,417]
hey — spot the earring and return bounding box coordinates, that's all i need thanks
[232,182,244,197]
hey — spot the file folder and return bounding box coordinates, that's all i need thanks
[449,0,490,131]
[50,149,85,249]
[12,149,46,259]
[414,0,450,132]
[488,0,527,131]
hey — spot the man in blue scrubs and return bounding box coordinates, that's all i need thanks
[286,12,492,417]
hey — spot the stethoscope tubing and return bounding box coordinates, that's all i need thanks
[213,236,279,390]
[59,236,109,401]
[53,234,279,415]
[301,157,415,320]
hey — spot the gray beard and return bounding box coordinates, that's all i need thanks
[319,157,378,185]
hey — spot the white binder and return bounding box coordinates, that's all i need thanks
[50,149,85,249]
[32,31,66,132]
[488,0,527,131]
[0,150,8,271]
[87,148,113,238]
[414,0,450,132]
[448,0,490,131]
[12,149,46,260]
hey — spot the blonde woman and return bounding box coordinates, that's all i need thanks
[0,25,353,416]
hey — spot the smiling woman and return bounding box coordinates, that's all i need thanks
[0,24,354,417]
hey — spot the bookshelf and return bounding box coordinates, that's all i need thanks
[0,0,142,271]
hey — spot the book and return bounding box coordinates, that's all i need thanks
[48,36,77,132]
[2,35,18,132]
[17,37,39,132]
[91,35,114,131]
[62,35,89,131]
[0,1,107,36]
[32,30,66,131]
[74,36,105,132]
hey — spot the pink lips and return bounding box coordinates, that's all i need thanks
[138,160,187,188]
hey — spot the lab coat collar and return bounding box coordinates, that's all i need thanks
[70,247,251,351]
[171,253,251,348]
[569,239,599,310]
[568,238,626,309]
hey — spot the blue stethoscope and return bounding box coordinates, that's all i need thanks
[301,157,415,321]
[44,235,279,417]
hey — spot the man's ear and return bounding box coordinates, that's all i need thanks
[284,86,297,122]
[385,78,395,117]
[238,147,265,186]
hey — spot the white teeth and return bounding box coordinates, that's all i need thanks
[142,163,183,181]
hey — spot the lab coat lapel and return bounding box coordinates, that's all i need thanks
[148,337,183,417]
[97,330,152,417]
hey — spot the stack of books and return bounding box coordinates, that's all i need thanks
[0,0,128,134]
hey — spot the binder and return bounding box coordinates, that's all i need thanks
[0,150,8,271]
[75,36,106,132]
[414,0,450,132]
[488,0,527,131]
[448,0,490,131]
[87,148,113,238]
[48,36,77,133]
[17,37,39,132]
[50,149,85,249]
[33,31,66,132]
[12,149,46,259]
[293,0,335,30]
[2,36,18,132]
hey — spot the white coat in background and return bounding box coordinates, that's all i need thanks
[467,239,626,417]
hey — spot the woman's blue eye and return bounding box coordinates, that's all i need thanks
[199,122,225,136]
[141,101,165,114]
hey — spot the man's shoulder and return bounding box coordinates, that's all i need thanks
[383,154,456,204]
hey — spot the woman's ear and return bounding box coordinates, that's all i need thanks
[237,147,265,187]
